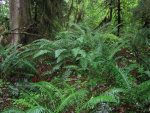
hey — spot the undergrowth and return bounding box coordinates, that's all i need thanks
[0,24,150,113]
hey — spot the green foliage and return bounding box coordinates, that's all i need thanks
[0,45,40,79]
[119,80,150,112]
[26,106,52,113]
[2,108,25,113]
[22,24,127,81]
[30,0,67,37]
[80,88,123,111]
[5,81,121,113]
[133,0,150,26]
[0,0,150,112]
[0,24,127,112]
[123,25,150,70]
[0,0,9,28]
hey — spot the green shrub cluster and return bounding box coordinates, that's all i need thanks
[0,24,150,113]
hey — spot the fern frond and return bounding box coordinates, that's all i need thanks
[137,80,150,103]
[32,81,63,100]
[69,23,85,35]
[55,49,66,58]
[125,80,150,106]
[104,88,124,95]
[2,108,25,113]
[80,95,116,111]
[12,99,34,108]
[33,50,51,58]
[80,88,123,111]
[108,40,128,60]
[26,106,53,113]
[56,89,88,113]
[21,59,41,77]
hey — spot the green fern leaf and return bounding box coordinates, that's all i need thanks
[22,60,41,78]
[80,88,123,111]
[113,64,133,89]
[80,95,117,111]
[56,89,88,113]
[72,47,86,58]
[2,108,25,113]
[55,49,66,58]
[70,23,85,35]
[63,65,79,70]
[26,106,53,113]
[33,50,51,58]
[72,47,81,57]
[12,99,34,108]
[108,40,128,60]
[144,71,150,77]
[106,88,124,94]
[32,81,63,100]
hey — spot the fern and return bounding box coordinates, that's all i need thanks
[113,65,133,89]
[81,95,116,110]
[33,50,51,59]
[136,80,150,104]
[2,108,25,113]
[1,23,149,112]
[0,45,40,79]
[56,89,87,112]
[21,59,41,77]
[26,106,52,113]
[80,88,123,111]
[55,49,66,58]
[32,81,64,101]
[12,99,34,108]
[108,40,128,60]
[121,79,150,112]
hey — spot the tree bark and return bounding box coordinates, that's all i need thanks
[9,0,32,45]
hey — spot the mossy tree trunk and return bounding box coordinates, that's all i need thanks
[9,0,32,45]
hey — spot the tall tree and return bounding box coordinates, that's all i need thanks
[9,0,32,45]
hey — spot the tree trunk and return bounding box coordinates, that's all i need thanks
[9,0,32,45]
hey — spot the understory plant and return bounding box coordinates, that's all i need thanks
[0,23,150,112]
[3,81,123,113]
